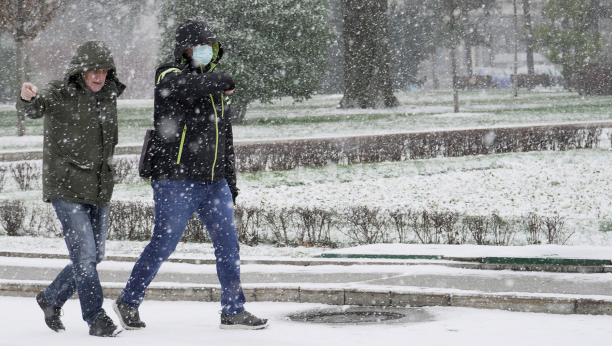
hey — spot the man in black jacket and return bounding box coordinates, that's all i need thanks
[114,20,267,330]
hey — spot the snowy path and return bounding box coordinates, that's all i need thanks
[3,297,611,346]
[3,256,612,298]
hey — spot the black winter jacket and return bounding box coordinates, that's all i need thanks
[150,20,238,196]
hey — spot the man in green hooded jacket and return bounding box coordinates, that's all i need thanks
[16,40,125,337]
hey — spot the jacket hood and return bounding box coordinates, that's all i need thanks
[64,41,125,94]
[174,20,224,72]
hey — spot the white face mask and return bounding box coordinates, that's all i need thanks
[192,45,213,66]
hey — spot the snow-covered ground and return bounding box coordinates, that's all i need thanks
[3,297,611,346]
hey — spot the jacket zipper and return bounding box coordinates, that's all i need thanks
[176,125,187,164]
[209,95,224,180]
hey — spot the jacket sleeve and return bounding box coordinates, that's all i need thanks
[15,85,58,120]
[156,70,235,104]
[224,117,239,199]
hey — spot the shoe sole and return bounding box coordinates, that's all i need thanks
[112,300,143,331]
[219,323,269,330]
[91,328,123,337]
[36,292,65,332]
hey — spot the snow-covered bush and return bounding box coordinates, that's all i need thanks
[0,166,7,193]
[10,162,40,191]
[234,125,603,172]
[0,200,26,236]
[113,156,139,184]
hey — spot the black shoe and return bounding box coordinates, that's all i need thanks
[220,311,269,330]
[113,296,146,330]
[89,311,122,337]
[36,291,65,332]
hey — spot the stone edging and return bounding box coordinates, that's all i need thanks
[1,251,609,274]
[1,281,611,316]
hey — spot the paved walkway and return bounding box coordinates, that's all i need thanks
[2,252,612,316]
[2,257,612,296]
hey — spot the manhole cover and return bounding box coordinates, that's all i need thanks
[288,307,434,325]
[298,311,404,323]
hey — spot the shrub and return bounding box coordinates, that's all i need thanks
[0,200,26,236]
[464,215,490,245]
[523,212,543,245]
[234,206,264,246]
[113,156,139,184]
[234,125,602,173]
[262,208,295,246]
[108,201,154,241]
[182,214,210,243]
[573,64,612,96]
[342,205,389,245]
[11,162,41,191]
[388,206,412,243]
[490,214,519,246]
[294,207,336,247]
[0,165,8,193]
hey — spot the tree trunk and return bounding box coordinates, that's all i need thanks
[431,47,439,89]
[450,1,459,112]
[462,8,473,78]
[340,0,399,109]
[513,0,519,97]
[484,4,494,67]
[523,0,534,76]
[15,17,27,136]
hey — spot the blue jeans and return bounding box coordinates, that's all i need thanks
[120,179,245,316]
[44,199,109,326]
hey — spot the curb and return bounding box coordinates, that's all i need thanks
[1,251,609,274]
[2,280,611,316]
[322,253,612,272]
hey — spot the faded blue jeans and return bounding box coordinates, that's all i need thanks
[44,199,109,326]
[120,179,245,316]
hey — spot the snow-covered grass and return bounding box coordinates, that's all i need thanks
[3,147,612,247]
[2,88,612,151]
[3,297,611,346]
[0,235,324,259]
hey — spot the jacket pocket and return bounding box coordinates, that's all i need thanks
[62,155,95,170]
[55,155,95,193]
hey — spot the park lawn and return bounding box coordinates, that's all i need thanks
[0,88,611,150]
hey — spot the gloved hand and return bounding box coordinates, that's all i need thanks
[229,186,239,205]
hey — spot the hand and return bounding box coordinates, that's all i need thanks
[21,83,38,101]
[224,88,234,95]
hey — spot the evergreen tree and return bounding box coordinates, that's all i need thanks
[533,0,603,87]
[158,0,333,122]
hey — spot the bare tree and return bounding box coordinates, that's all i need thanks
[0,0,66,136]
[339,0,399,109]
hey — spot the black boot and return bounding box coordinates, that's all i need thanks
[36,291,65,332]
[89,311,122,337]
[113,296,146,330]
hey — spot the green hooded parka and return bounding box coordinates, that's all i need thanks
[16,41,126,206]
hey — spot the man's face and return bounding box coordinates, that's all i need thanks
[82,69,109,92]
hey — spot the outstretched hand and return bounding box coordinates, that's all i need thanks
[21,83,38,101]
[224,89,234,95]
